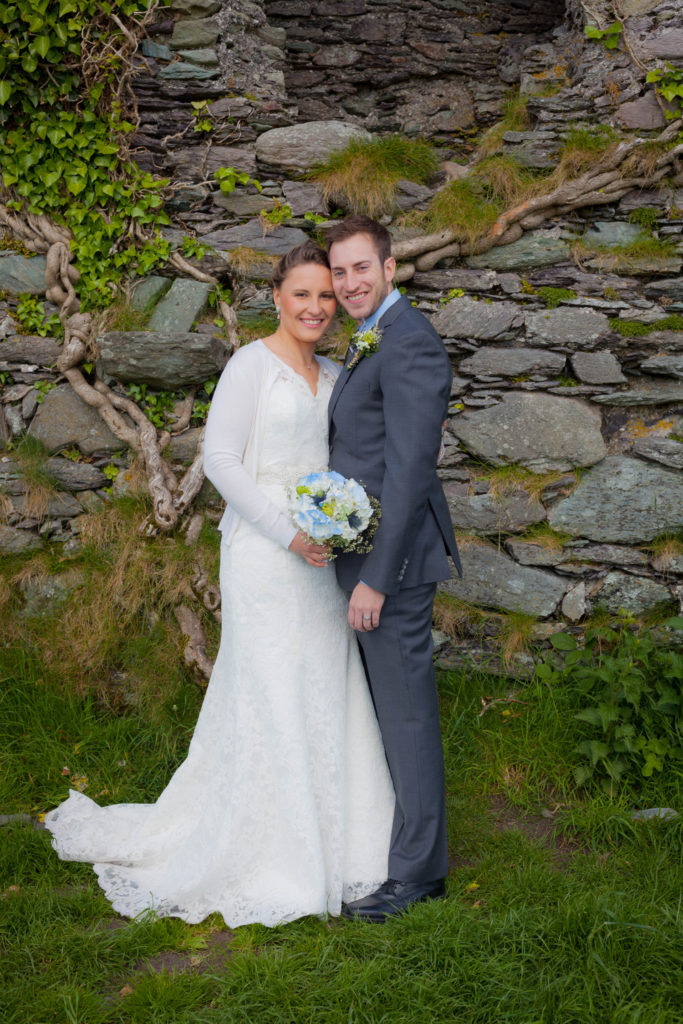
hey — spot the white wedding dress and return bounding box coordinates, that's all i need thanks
[45,343,395,927]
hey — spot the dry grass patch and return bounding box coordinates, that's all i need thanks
[490,611,538,669]
[7,435,60,522]
[2,497,222,706]
[621,141,669,179]
[475,155,543,208]
[97,300,151,333]
[433,591,488,641]
[227,247,279,281]
[472,464,571,503]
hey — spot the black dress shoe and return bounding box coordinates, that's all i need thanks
[342,878,446,923]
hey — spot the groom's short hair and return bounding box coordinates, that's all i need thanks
[325,215,392,266]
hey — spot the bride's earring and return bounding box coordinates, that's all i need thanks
[275,306,280,319]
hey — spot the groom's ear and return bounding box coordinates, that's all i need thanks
[384,256,396,283]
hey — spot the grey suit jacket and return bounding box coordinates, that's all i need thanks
[328,295,461,596]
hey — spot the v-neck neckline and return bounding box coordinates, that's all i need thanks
[259,339,320,397]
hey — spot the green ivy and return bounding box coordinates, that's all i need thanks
[646,63,683,119]
[191,379,216,424]
[214,166,262,195]
[14,293,63,337]
[0,0,171,306]
[584,21,623,50]
[125,383,178,430]
[33,379,57,403]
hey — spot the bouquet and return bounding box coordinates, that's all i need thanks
[290,471,380,556]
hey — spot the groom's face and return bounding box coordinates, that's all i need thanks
[328,233,396,322]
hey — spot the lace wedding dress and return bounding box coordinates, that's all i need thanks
[45,343,394,927]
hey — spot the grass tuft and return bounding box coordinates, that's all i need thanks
[575,231,678,271]
[424,177,503,244]
[3,434,59,521]
[98,301,152,333]
[609,314,683,336]
[310,134,439,218]
[477,89,530,157]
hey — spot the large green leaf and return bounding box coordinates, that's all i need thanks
[550,632,577,652]
[30,35,51,59]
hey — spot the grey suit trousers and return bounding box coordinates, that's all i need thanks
[350,581,449,883]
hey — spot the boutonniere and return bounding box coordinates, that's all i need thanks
[346,325,382,372]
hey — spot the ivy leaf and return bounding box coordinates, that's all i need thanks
[31,35,51,58]
[65,174,87,195]
[0,81,12,104]
[38,167,62,189]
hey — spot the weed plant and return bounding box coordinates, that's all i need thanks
[536,619,683,791]
[310,134,439,218]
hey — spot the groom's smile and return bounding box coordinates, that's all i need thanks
[329,233,396,323]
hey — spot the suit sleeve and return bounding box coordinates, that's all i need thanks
[358,320,452,596]
[203,349,297,549]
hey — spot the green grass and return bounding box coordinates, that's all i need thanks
[1,610,682,1022]
[310,134,439,218]
[575,232,679,271]
[424,177,503,244]
[478,89,530,156]
[609,314,683,337]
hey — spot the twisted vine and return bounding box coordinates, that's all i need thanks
[393,118,683,275]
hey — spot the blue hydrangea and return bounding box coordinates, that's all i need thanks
[290,471,376,550]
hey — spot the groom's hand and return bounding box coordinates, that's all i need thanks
[349,582,385,632]
[289,531,329,568]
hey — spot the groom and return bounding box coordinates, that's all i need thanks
[326,215,461,922]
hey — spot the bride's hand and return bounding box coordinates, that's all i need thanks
[289,531,329,568]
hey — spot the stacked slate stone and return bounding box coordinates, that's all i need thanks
[263,0,563,139]
[2,0,683,643]
[422,234,683,622]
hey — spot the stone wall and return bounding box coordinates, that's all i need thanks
[264,0,565,140]
[2,0,683,645]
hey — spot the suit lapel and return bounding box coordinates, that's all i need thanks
[328,343,359,429]
[328,296,412,431]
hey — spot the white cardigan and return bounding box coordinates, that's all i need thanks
[203,340,338,549]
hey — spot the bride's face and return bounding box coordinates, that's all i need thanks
[273,263,336,345]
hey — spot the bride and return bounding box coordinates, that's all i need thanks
[45,240,395,927]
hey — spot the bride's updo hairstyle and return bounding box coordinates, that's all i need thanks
[271,240,330,290]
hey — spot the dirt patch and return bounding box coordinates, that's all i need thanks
[101,927,236,1004]
[489,793,586,867]
[133,929,236,978]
